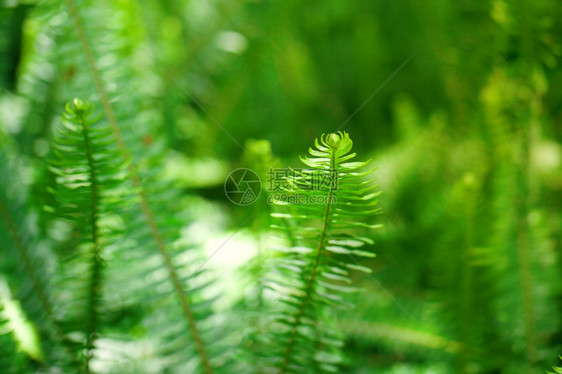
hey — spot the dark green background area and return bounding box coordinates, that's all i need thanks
[1,0,561,373]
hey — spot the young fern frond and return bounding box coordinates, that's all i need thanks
[264,131,381,373]
[48,99,123,371]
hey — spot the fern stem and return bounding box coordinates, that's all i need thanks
[78,109,101,373]
[279,150,338,373]
[63,1,214,372]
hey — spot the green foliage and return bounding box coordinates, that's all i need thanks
[1,0,562,373]
[47,99,123,370]
[0,277,42,372]
[261,132,381,373]
[548,356,562,374]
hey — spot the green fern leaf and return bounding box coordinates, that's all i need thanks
[263,131,382,373]
[48,98,124,371]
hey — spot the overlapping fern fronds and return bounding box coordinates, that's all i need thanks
[45,1,223,371]
[262,131,381,373]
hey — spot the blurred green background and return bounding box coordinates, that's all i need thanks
[1,0,561,373]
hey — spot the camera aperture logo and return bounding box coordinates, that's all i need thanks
[224,167,338,206]
[224,168,262,206]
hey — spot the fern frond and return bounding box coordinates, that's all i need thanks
[263,131,381,373]
[48,98,125,371]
